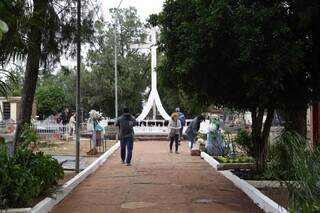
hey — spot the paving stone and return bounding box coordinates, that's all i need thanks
[51,141,262,213]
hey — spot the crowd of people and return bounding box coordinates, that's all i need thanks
[115,107,205,166]
[51,106,205,164]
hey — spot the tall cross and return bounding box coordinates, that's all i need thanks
[130,27,170,121]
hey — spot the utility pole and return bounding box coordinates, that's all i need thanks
[114,0,124,120]
[75,0,81,173]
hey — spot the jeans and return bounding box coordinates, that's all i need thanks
[186,133,196,149]
[179,127,183,141]
[170,134,179,152]
[120,137,134,164]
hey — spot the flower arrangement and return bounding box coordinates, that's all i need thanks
[89,110,102,122]
[197,138,205,145]
[208,114,223,140]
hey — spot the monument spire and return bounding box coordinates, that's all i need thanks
[131,27,170,121]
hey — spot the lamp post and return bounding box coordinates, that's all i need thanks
[114,0,124,119]
[75,0,81,173]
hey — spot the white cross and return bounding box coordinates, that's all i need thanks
[130,27,170,120]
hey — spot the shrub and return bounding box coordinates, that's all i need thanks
[234,129,254,157]
[266,131,320,212]
[0,126,64,209]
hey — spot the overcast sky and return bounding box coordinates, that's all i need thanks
[61,1,164,68]
[100,0,165,22]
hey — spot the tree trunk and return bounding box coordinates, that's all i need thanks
[251,107,274,173]
[14,0,49,149]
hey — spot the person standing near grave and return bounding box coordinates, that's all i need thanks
[69,112,76,136]
[60,108,70,134]
[61,108,70,125]
[168,113,182,153]
[185,115,205,149]
[116,108,137,166]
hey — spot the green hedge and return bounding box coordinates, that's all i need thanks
[0,127,64,209]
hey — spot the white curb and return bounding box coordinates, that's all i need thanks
[4,142,120,213]
[220,171,288,213]
[200,151,220,169]
[201,152,288,213]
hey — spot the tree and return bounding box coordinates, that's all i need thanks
[83,7,150,117]
[156,0,318,172]
[0,19,14,102]
[281,0,320,137]
[0,0,96,147]
[36,84,67,119]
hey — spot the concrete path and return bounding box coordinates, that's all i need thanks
[51,141,262,213]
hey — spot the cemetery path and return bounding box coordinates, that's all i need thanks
[51,141,262,213]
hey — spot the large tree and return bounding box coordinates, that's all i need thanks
[156,0,318,171]
[0,0,95,147]
[84,7,150,117]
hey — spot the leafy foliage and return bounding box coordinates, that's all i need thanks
[0,126,64,209]
[157,0,315,111]
[156,0,318,171]
[266,131,320,212]
[0,0,96,70]
[36,83,68,119]
[234,130,254,157]
[83,7,150,117]
[216,155,254,164]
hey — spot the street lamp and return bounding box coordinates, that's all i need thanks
[75,0,81,173]
[114,0,124,119]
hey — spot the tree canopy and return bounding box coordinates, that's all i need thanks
[155,0,319,171]
[157,0,316,111]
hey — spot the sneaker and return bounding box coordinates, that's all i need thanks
[175,151,180,154]
[122,160,125,164]
[170,150,173,153]
[126,163,131,166]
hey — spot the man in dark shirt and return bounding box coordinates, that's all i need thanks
[60,108,69,125]
[185,115,205,149]
[116,108,136,166]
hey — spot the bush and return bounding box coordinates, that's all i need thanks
[234,129,254,157]
[266,131,320,212]
[0,126,64,209]
[216,155,254,163]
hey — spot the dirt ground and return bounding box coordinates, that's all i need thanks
[36,138,116,156]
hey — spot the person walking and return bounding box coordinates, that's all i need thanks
[168,113,182,153]
[175,107,186,143]
[116,108,136,166]
[185,115,205,149]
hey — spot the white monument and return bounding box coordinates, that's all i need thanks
[130,28,170,121]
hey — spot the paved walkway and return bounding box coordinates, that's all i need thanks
[52,141,262,213]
